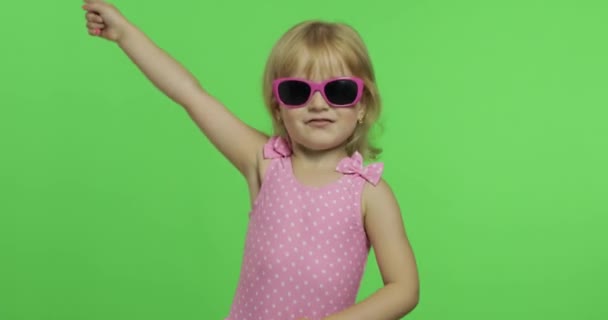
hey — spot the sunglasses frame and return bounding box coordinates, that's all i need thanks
[272,76,365,108]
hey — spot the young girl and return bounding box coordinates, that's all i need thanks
[82,1,420,319]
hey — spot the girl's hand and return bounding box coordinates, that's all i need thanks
[82,0,131,42]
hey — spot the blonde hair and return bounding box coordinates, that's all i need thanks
[262,20,383,161]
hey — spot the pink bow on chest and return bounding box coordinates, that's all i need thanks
[336,151,384,186]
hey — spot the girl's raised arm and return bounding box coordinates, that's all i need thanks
[83,0,267,178]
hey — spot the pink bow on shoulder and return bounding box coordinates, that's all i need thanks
[336,151,384,186]
[263,136,292,159]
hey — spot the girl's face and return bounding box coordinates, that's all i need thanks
[274,73,365,153]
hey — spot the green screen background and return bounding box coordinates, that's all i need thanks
[1,0,606,319]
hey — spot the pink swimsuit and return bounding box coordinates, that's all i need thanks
[225,136,384,320]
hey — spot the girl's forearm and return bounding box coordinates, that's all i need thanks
[117,23,202,108]
[322,283,418,320]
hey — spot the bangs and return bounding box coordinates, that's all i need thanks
[273,34,363,80]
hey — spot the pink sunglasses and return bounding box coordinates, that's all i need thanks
[272,76,364,108]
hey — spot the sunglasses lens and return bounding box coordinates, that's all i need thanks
[277,80,311,106]
[325,79,359,106]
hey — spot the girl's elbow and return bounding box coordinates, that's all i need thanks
[400,286,420,314]
[409,293,420,310]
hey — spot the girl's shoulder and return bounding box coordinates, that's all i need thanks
[360,175,398,231]
[336,150,386,227]
[252,135,291,192]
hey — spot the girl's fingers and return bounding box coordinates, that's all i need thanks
[87,22,105,30]
[86,12,103,23]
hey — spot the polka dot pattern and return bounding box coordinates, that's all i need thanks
[224,138,381,320]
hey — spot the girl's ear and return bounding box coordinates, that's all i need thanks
[274,106,282,122]
[357,104,366,122]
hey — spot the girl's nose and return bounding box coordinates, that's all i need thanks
[308,91,328,110]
